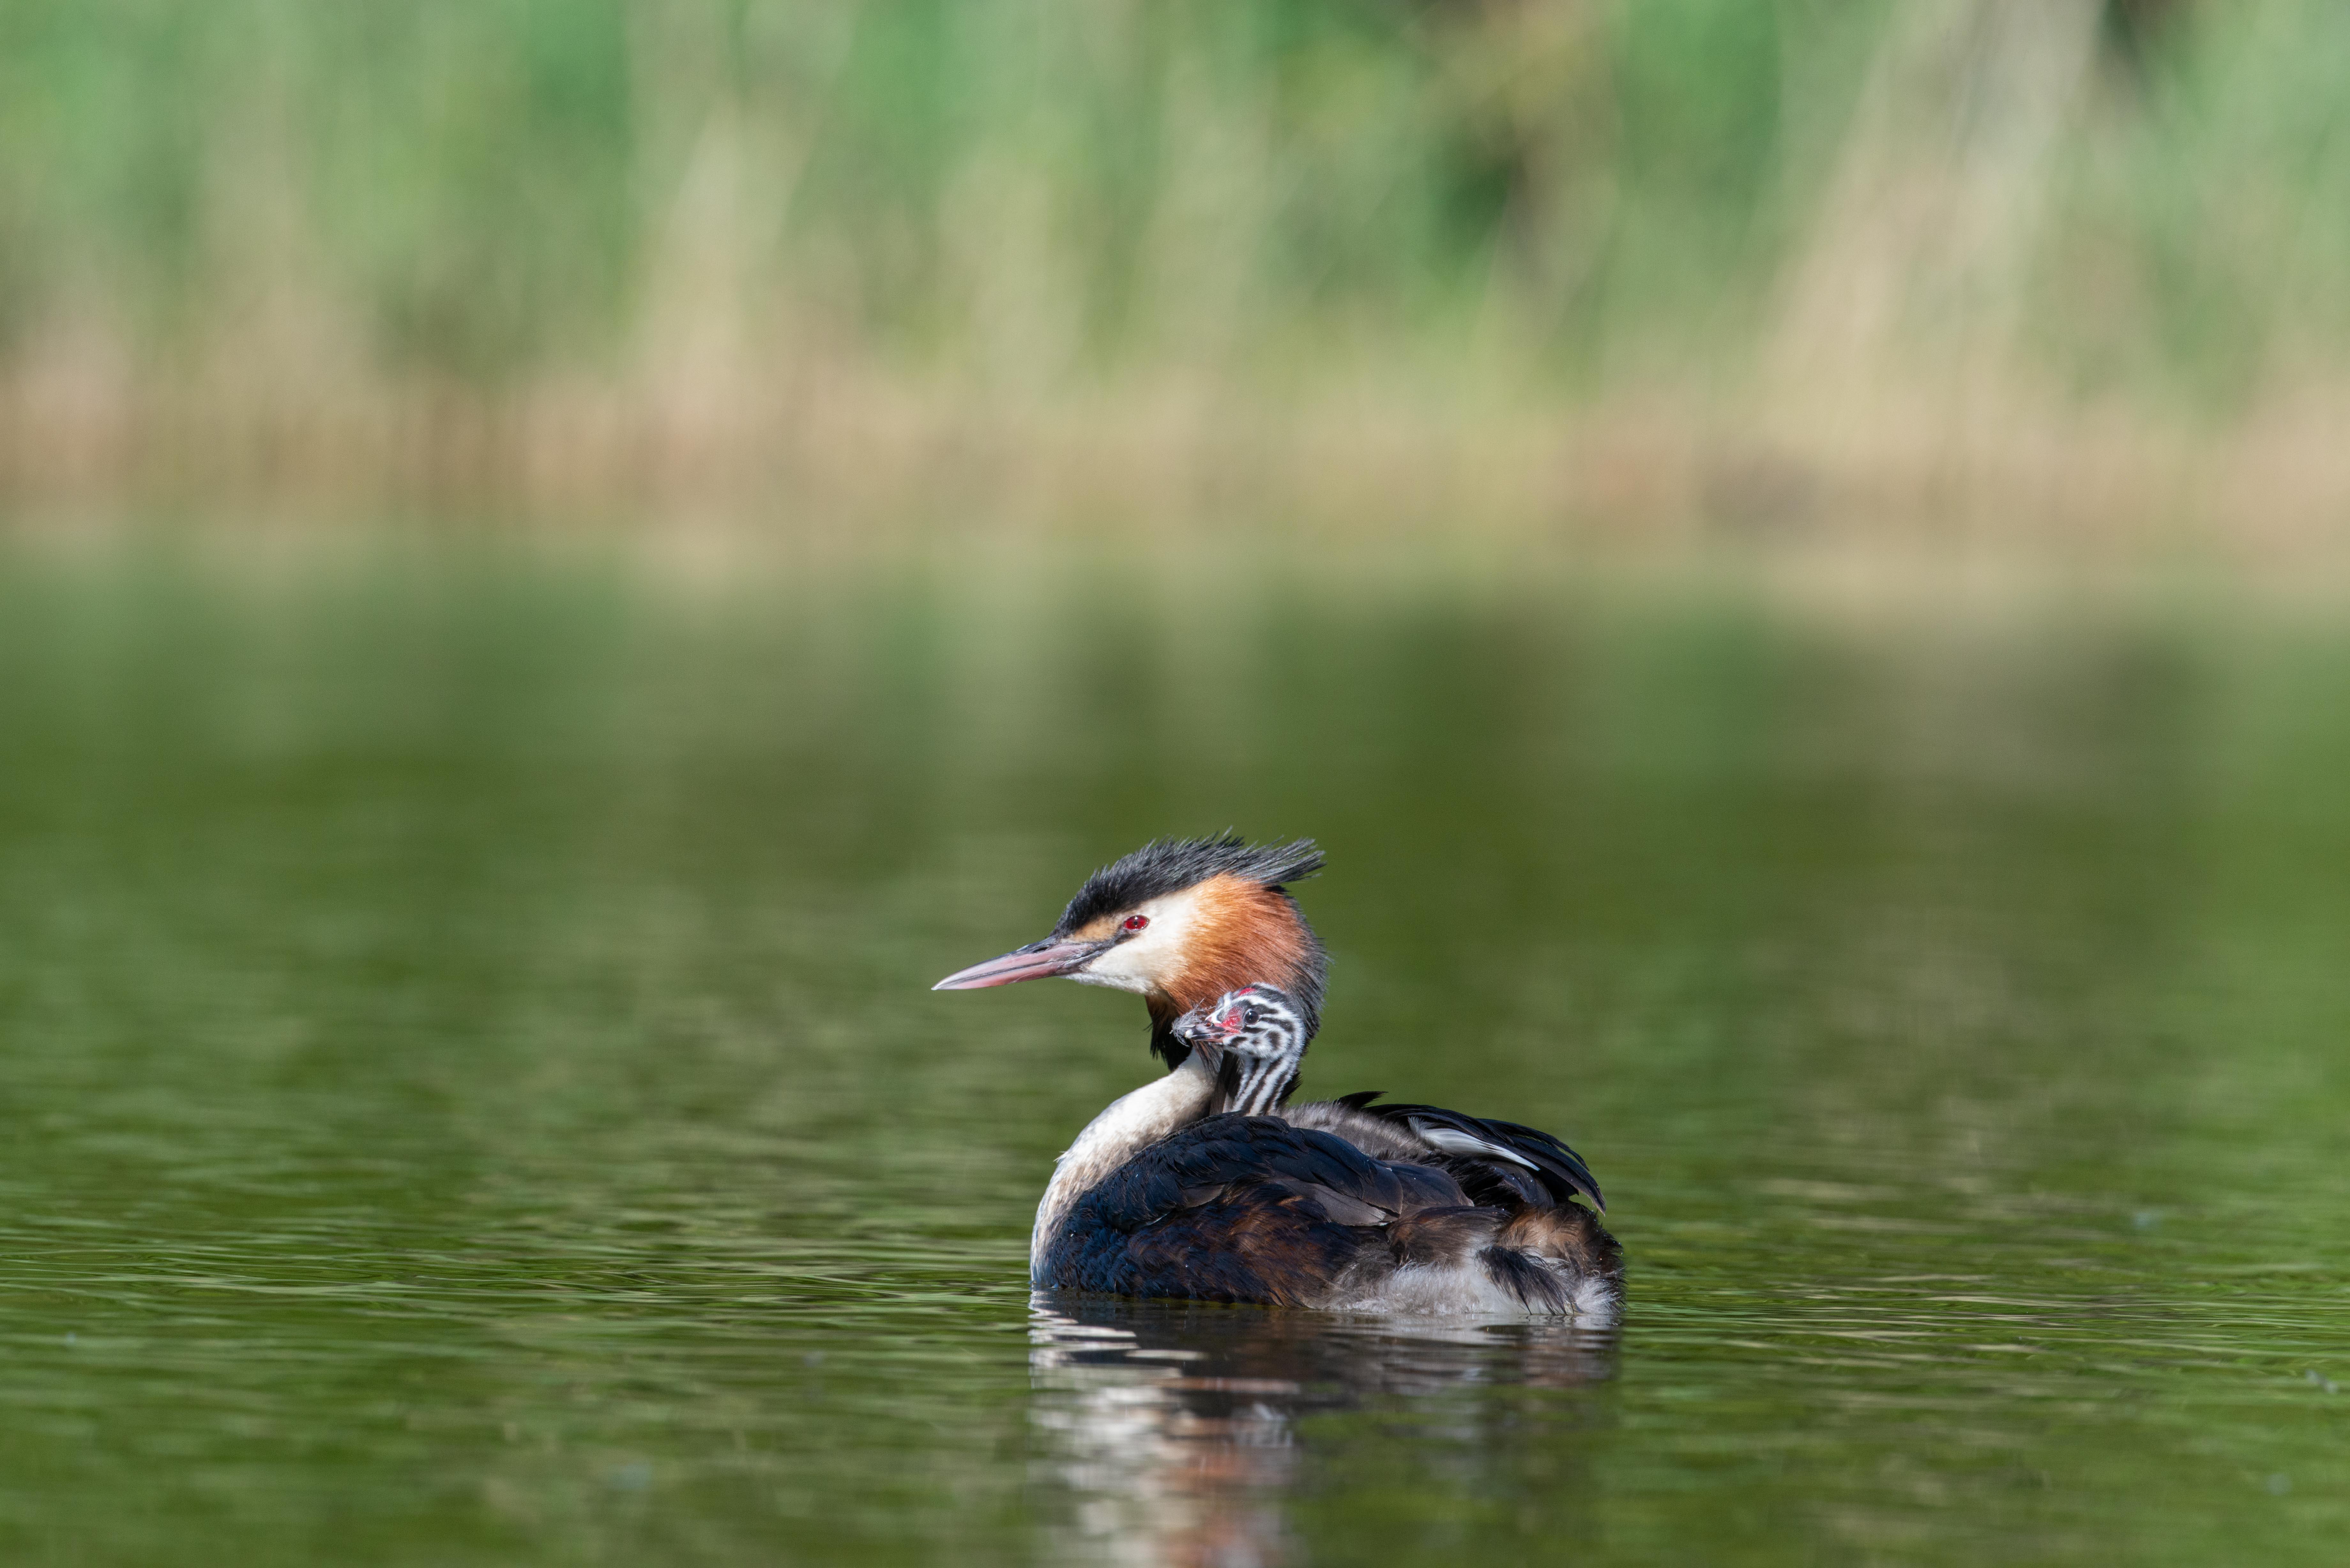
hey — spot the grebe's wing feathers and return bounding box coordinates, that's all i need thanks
[1305,1092,1607,1214]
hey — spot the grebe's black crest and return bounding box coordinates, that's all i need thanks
[1054,835,1324,934]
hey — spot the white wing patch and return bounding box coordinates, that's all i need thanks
[1410,1121,1539,1169]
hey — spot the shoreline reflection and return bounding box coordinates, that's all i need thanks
[1029,1293,1618,1566]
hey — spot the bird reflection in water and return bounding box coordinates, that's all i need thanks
[1028,1293,1618,1567]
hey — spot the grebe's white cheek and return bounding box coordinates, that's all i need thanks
[1070,887,1205,995]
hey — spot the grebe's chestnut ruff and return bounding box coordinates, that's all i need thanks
[936,837,1619,1316]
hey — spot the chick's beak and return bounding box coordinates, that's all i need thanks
[932,936,1105,991]
[1171,1002,1235,1044]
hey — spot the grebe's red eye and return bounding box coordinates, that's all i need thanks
[1122,914,1148,932]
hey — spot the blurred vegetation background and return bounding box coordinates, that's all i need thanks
[3,0,2347,536]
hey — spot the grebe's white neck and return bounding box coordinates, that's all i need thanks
[1031,1052,1218,1280]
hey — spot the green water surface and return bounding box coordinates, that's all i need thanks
[0,544,2344,1565]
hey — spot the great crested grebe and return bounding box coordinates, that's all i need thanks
[935,836,1621,1316]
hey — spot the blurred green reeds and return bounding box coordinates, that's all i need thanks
[4,0,2349,533]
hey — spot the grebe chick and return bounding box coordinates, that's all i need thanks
[1203,984,1309,1116]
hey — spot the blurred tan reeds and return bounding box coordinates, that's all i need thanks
[2,0,2347,552]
